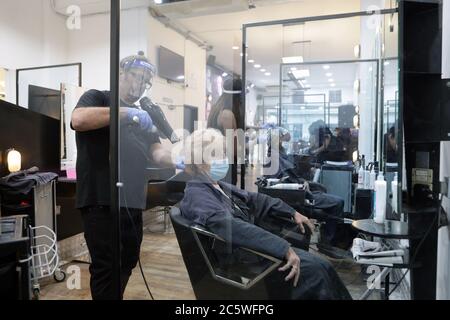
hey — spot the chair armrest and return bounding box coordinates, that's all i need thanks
[190,225,282,290]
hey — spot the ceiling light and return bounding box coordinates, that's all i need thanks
[250,83,255,88]
[154,0,163,4]
[248,59,255,63]
[282,56,304,64]
[265,72,271,76]
[330,83,336,87]
[354,44,361,58]
[222,72,228,77]
[177,75,185,80]
[254,64,261,69]
[326,73,333,77]
[291,69,310,79]
[232,46,239,50]
[323,65,330,70]
[354,79,360,92]
[260,69,266,72]
[384,61,390,66]
[301,106,306,110]
[328,78,334,83]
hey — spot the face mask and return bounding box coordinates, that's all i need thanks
[209,159,229,181]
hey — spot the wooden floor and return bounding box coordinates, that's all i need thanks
[40,223,373,300]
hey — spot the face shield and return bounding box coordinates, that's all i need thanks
[120,59,155,104]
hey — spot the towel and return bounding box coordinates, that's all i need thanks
[0,167,58,195]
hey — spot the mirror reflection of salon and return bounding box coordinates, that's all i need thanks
[384,123,398,164]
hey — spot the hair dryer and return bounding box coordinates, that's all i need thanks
[139,97,179,143]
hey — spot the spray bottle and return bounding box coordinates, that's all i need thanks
[374,171,387,224]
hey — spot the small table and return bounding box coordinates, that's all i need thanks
[351,219,416,300]
[352,219,422,240]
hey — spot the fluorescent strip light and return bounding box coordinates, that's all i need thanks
[282,56,304,64]
[265,72,271,76]
[254,64,261,69]
[326,73,333,77]
[323,65,330,70]
[291,69,310,79]
[260,69,266,72]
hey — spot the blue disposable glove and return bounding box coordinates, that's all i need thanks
[127,108,153,132]
[175,156,186,170]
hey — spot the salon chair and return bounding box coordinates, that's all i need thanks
[256,178,354,259]
[146,169,188,232]
[170,207,310,300]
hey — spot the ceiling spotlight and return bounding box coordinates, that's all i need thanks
[248,59,255,63]
[323,65,330,70]
[326,73,333,77]
[260,69,266,72]
[330,83,336,87]
[265,72,271,76]
[254,64,261,69]
[232,46,240,50]
[301,106,306,110]
[384,61,390,66]
[328,78,334,82]
[222,72,228,77]
[154,0,163,4]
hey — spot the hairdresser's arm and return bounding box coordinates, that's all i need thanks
[71,107,129,132]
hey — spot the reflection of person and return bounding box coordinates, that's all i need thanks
[71,52,174,300]
[308,120,331,157]
[385,126,398,163]
[308,121,345,162]
[207,78,245,185]
[180,129,352,300]
[265,127,346,248]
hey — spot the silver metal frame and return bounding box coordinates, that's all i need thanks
[191,225,282,290]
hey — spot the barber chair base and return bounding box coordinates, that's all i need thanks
[146,207,174,234]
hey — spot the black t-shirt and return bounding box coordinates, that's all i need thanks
[74,89,160,210]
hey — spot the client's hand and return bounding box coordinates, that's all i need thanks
[294,212,315,234]
[279,248,301,287]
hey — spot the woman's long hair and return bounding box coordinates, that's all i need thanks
[207,91,244,134]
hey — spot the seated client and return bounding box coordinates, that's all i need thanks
[179,128,352,300]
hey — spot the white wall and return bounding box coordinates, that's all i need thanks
[443,0,450,79]
[0,0,68,105]
[437,141,450,300]
[0,0,67,69]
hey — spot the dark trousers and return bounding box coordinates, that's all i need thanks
[81,206,143,300]
[309,192,345,244]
